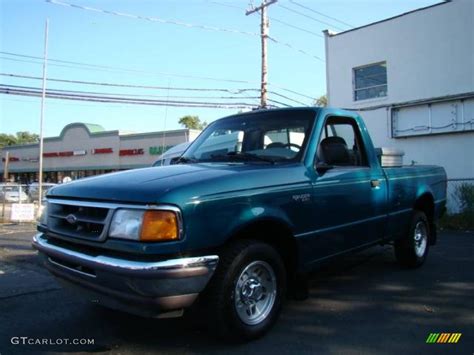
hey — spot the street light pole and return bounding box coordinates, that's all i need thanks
[38,19,49,214]
[1,151,9,219]
[246,0,277,109]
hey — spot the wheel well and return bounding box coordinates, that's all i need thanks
[414,193,435,223]
[226,219,298,275]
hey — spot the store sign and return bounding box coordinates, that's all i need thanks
[21,157,39,162]
[2,157,20,162]
[43,150,87,158]
[149,146,172,155]
[11,204,35,222]
[119,148,144,156]
[92,148,113,154]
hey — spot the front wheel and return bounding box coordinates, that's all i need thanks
[204,240,286,341]
[394,211,430,268]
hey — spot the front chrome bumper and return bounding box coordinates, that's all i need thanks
[32,233,219,318]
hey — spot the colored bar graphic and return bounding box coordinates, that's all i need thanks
[426,333,462,344]
[438,333,449,343]
[426,333,439,343]
[449,333,462,343]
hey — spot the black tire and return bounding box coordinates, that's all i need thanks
[204,239,286,341]
[394,211,430,268]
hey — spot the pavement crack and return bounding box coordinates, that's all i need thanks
[0,287,61,300]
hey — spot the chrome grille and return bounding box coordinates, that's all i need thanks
[47,200,112,241]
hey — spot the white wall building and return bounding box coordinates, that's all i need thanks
[324,0,474,211]
[0,123,201,183]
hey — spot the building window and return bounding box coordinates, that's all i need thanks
[353,62,387,101]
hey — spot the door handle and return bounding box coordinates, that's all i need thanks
[370,179,380,188]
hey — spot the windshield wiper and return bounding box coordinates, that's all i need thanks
[171,156,198,164]
[210,152,276,164]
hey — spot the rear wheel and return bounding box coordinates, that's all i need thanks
[205,240,286,341]
[394,211,430,268]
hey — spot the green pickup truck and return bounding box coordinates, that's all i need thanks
[33,107,446,340]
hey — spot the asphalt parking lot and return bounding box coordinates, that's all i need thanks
[0,224,472,355]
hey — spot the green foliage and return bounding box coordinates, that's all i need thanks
[0,134,17,148]
[314,94,328,107]
[454,182,474,214]
[178,115,207,130]
[0,131,39,148]
[440,182,474,231]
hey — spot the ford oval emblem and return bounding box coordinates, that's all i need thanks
[66,214,78,225]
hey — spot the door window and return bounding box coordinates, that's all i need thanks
[317,116,368,167]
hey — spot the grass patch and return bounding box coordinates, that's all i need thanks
[439,212,474,231]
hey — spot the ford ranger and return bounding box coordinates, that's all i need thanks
[33,107,446,340]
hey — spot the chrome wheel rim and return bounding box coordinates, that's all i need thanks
[414,221,428,257]
[234,260,277,325]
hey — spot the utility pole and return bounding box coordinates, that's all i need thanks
[246,0,277,109]
[3,151,9,182]
[2,151,9,219]
[38,19,49,215]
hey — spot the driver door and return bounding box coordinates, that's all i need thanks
[304,115,387,263]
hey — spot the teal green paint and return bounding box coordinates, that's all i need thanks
[44,108,447,269]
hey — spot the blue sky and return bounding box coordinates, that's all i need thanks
[0,0,439,137]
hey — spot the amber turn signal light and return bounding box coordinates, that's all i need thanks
[140,210,179,241]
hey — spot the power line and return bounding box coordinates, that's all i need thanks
[267,98,292,108]
[210,1,323,38]
[267,90,307,106]
[0,52,315,102]
[2,72,314,107]
[270,85,314,100]
[270,17,323,38]
[278,4,345,31]
[46,0,259,37]
[0,51,251,84]
[0,72,258,93]
[46,0,323,63]
[0,84,261,109]
[289,0,353,28]
[268,36,324,62]
[1,83,262,101]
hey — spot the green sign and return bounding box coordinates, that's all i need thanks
[149,146,172,155]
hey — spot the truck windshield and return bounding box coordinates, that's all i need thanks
[181,110,315,164]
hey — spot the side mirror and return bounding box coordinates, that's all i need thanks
[315,162,334,174]
[169,156,181,165]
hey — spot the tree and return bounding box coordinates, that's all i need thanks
[178,115,207,130]
[314,94,328,107]
[0,134,17,148]
[0,131,39,148]
[15,131,40,145]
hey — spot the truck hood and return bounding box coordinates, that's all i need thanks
[47,163,309,204]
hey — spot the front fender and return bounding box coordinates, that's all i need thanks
[225,205,295,239]
[183,192,309,252]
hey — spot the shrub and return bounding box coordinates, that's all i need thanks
[441,182,474,231]
[454,182,474,214]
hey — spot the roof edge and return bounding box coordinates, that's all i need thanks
[326,1,450,38]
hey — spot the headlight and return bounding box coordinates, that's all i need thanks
[109,209,144,240]
[109,209,180,242]
[37,202,48,226]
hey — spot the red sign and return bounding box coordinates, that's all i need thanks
[43,152,59,158]
[119,148,144,156]
[43,150,87,158]
[2,157,19,162]
[92,148,113,154]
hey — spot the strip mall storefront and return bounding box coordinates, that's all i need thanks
[0,123,200,183]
